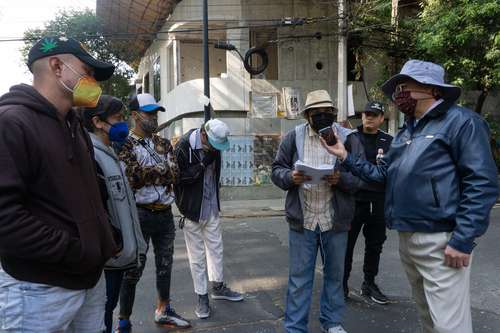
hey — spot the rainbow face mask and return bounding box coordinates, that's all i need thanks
[59,62,102,108]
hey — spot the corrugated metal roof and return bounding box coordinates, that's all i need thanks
[96,0,181,65]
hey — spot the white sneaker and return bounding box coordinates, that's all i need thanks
[322,325,348,333]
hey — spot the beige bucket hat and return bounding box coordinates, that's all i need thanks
[302,90,336,114]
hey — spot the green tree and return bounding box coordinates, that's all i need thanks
[22,9,134,103]
[484,113,500,171]
[415,0,500,114]
[348,1,499,115]
[347,0,420,101]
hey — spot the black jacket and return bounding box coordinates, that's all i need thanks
[352,126,393,201]
[174,129,221,222]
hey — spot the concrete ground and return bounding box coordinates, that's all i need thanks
[120,201,500,333]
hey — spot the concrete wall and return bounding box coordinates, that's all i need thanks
[137,0,349,129]
[137,0,500,128]
[179,42,228,83]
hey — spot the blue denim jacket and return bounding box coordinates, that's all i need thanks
[343,101,499,253]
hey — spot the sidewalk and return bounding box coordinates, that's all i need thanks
[172,198,286,218]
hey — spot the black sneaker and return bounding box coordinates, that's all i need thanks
[211,282,244,301]
[154,306,191,328]
[195,294,210,319]
[360,281,389,305]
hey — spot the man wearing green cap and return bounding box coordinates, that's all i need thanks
[0,36,118,332]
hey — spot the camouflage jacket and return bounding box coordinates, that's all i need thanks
[118,132,179,206]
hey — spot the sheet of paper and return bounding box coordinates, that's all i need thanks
[294,160,335,185]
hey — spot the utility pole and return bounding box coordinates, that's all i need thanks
[337,0,348,123]
[203,0,211,122]
[388,0,399,134]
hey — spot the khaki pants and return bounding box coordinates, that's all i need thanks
[183,215,224,295]
[398,232,473,333]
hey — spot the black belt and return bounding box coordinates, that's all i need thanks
[137,204,171,213]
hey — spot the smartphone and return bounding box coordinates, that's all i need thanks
[319,126,337,146]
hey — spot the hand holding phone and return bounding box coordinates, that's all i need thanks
[319,126,337,146]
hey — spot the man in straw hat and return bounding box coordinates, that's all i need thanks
[272,90,363,333]
[321,60,499,333]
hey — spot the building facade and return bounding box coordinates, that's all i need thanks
[96,0,499,196]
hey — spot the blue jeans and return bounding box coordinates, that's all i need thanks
[0,268,105,332]
[104,270,125,333]
[285,227,348,333]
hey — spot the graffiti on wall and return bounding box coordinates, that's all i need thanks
[221,135,281,187]
[221,136,255,186]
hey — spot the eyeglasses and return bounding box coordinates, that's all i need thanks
[393,84,431,100]
[392,84,406,100]
[394,84,407,94]
[308,108,335,116]
[61,60,94,79]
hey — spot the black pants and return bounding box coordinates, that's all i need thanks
[344,199,387,285]
[119,208,176,318]
[104,269,125,333]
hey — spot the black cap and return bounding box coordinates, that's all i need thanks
[82,95,124,122]
[363,101,385,114]
[27,36,115,81]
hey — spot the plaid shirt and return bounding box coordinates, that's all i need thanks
[302,125,335,232]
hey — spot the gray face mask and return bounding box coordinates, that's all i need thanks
[138,114,158,134]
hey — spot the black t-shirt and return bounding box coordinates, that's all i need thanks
[362,132,378,164]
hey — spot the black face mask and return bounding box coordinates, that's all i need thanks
[310,113,335,132]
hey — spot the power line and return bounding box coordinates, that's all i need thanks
[0,16,340,42]
[0,10,417,58]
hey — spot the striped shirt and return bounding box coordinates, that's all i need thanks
[302,125,336,232]
[191,129,220,222]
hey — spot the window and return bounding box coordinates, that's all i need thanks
[153,57,161,101]
[143,73,150,93]
[347,49,362,81]
[179,42,227,83]
[347,33,363,81]
[167,45,175,92]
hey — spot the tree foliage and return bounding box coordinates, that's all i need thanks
[22,9,134,102]
[415,0,500,113]
[348,0,499,114]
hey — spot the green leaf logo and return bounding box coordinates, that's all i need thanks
[40,38,58,53]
